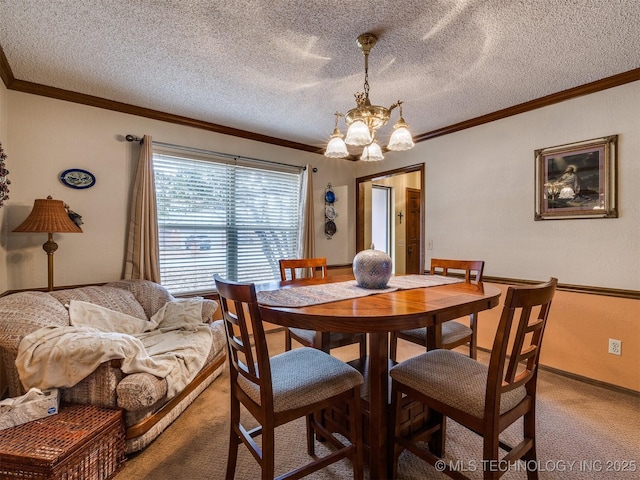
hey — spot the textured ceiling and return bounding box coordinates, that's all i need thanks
[1,1,639,152]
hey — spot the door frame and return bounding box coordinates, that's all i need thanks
[356,164,425,273]
[405,187,422,274]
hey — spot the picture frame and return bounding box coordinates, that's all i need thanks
[534,135,617,220]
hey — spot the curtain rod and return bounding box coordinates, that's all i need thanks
[125,134,306,171]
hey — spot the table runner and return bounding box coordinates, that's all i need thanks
[256,274,463,307]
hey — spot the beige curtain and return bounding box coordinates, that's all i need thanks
[124,134,160,282]
[298,164,315,260]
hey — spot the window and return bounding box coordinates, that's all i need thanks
[153,151,302,294]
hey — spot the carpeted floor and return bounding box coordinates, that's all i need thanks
[116,331,640,479]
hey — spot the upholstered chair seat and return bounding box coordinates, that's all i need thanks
[286,327,362,348]
[237,347,363,413]
[398,321,473,351]
[390,349,526,418]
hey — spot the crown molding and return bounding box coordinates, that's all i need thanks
[0,44,15,87]
[8,77,323,154]
[1,40,638,155]
[414,68,640,142]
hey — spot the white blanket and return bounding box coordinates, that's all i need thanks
[16,298,212,399]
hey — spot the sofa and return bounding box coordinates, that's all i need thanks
[0,279,227,453]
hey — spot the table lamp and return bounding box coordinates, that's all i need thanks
[13,196,82,291]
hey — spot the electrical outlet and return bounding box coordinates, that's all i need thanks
[608,339,621,356]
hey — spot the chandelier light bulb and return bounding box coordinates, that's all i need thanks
[360,141,384,162]
[324,112,350,158]
[345,120,372,146]
[325,130,349,158]
[387,118,415,151]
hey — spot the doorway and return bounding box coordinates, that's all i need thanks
[356,164,425,275]
[371,185,392,255]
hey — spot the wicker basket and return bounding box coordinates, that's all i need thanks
[0,404,125,479]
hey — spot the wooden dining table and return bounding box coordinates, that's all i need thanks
[257,274,501,479]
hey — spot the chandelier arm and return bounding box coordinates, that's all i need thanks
[388,100,402,114]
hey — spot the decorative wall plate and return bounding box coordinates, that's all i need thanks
[325,190,336,203]
[60,169,96,189]
[324,220,337,237]
[325,205,337,220]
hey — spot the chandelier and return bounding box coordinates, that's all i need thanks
[325,33,415,161]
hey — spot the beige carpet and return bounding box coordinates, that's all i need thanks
[116,332,640,479]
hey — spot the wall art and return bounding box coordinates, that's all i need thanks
[534,135,617,220]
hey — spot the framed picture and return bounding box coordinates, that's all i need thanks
[534,135,617,220]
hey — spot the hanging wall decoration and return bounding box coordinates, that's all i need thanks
[324,183,337,239]
[60,168,96,189]
[534,135,617,220]
[0,141,10,208]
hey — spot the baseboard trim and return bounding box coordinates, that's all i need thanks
[476,347,639,396]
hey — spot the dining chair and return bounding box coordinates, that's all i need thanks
[279,257,367,360]
[389,258,485,361]
[214,274,364,480]
[389,277,557,480]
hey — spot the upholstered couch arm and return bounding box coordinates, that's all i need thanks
[201,299,219,322]
[60,361,123,407]
[116,372,168,411]
[0,292,70,351]
[59,362,166,411]
[0,291,70,397]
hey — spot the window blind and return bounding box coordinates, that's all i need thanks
[153,152,302,293]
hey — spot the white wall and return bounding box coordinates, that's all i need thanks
[2,82,639,292]
[0,91,357,292]
[357,81,640,290]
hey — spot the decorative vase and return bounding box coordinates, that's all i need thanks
[353,248,392,289]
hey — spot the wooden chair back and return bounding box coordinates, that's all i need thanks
[430,258,484,282]
[279,257,328,281]
[279,257,366,360]
[214,275,273,409]
[215,274,365,479]
[486,277,557,418]
[390,258,486,361]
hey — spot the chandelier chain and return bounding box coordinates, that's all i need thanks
[363,51,370,98]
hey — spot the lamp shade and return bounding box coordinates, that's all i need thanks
[345,120,372,146]
[13,196,82,233]
[325,133,350,158]
[360,142,384,162]
[387,122,415,151]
